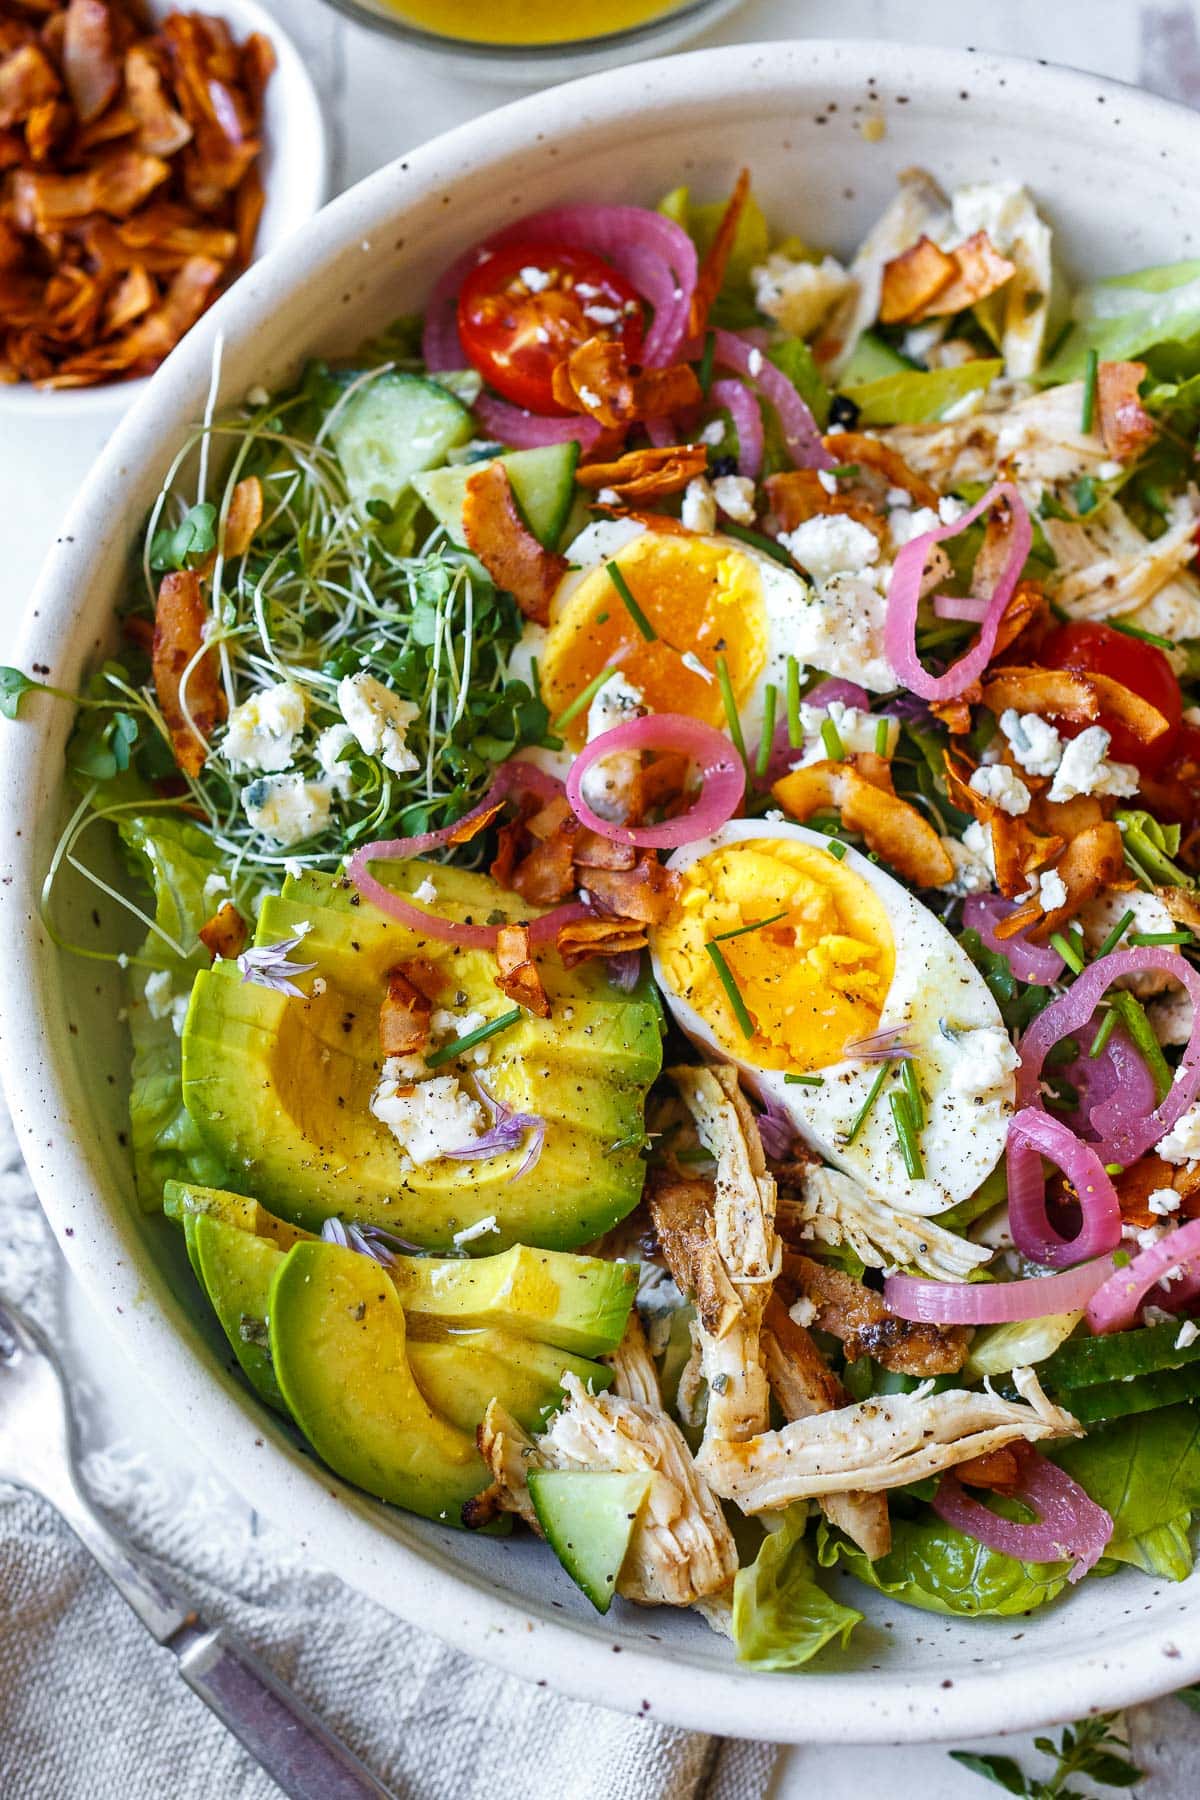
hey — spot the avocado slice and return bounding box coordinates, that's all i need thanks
[269,1239,490,1525]
[164,1179,314,1249]
[390,1244,636,1356]
[526,1469,654,1613]
[185,1211,288,1414]
[406,1329,610,1435]
[181,865,662,1250]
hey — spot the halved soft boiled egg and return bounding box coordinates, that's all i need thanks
[649,820,1017,1215]
[533,518,813,750]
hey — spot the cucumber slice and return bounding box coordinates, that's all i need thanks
[1040,1321,1200,1389]
[838,329,913,389]
[527,1468,654,1613]
[330,371,473,511]
[1061,1366,1200,1425]
[412,442,580,550]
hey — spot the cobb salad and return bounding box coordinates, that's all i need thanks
[9,163,1200,1667]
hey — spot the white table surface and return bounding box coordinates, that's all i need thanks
[4,2,1200,1794]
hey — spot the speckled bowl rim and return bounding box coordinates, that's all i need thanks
[3,41,1199,1746]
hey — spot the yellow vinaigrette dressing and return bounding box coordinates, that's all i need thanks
[379,0,683,45]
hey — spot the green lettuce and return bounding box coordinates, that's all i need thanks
[732,1508,862,1670]
[658,182,770,330]
[1040,258,1200,381]
[843,359,1003,426]
[1103,1513,1194,1583]
[1049,1404,1200,1564]
[815,1514,1072,1618]
[118,815,235,1209]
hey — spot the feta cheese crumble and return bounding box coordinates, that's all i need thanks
[940,832,993,896]
[969,764,1032,816]
[413,876,438,905]
[949,1026,1020,1097]
[1047,726,1139,804]
[1147,1188,1182,1217]
[452,1215,501,1247]
[681,476,717,535]
[796,700,899,765]
[221,680,308,774]
[1038,869,1068,912]
[779,514,879,584]
[712,474,756,525]
[242,774,333,848]
[337,672,420,776]
[1158,1100,1200,1168]
[144,968,175,1020]
[314,722,358,797]
[520,265,551,292]
[370,1069,485,1166]
[999,709,1064,778]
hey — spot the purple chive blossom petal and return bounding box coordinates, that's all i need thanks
[606,951,643,992]
[443,1075,547,1181]
[237,926,317,999]
[320,1218,423,1265]
[755,1096,797,1161]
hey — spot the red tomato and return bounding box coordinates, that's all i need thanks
[1139,721,1200,829]
[1037,620,1183,775]
[457,242,644,416]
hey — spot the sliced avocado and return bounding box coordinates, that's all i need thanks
[406,1328,610,1435]
[412,441,580,550]
[186,1212,288,1414]
[269,1239,489,1525]
[526,1469,654,1613]
[164,1179,314,1250]
[181,867,661,1250]
[329,371,473,511]
[390,1244,636,1355]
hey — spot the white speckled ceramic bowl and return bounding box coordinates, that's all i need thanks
[3,41,1199,1746]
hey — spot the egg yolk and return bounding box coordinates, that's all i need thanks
[540,531,769,746]
[654,840,895,1071]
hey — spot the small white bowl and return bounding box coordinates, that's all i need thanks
[0,0,327,422]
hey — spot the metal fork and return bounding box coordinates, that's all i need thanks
[0,1296,397,1800]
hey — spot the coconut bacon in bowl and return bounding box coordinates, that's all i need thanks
[8,163,1200,1669]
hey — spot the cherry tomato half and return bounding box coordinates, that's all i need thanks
[1037,620,1183,775]
[457,242,644,416]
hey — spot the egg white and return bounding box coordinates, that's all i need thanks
[649,819,1016,1216]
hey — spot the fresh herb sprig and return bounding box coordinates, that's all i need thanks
[951,1710,1142,1797]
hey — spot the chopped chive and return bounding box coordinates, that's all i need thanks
[824,838,848,861]
[698,329,716,397]
[1128,929,1193,945]
[551,664,620,733]
[1081,346,1099,434]
[1049,929,1086,975]
[713,910,787,943]
[529,655,542,700]
[594,610,610,624]
[754,682,778,780]
[704,939,754,1038]
[606,560,656,642]
[820,718,845,761]
[718,521,794,566]
[1109,991,1174,1103]
[1088,1007,1119,1060]
[889,1090,925,1180]
[901,1056,925,1131]
[424,1006,523,1069]
[1110,619,1174,651]
[1104,1162,1124,1176]
[1097,907,1136,959]
[827,462,860,478]
[785,1073,825,1087]
[874,716,889,756]
[715,652,749,770]
[786,654,803,747]
[847,1060,892,1144]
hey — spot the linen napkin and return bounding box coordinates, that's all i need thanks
[0,1104,774,1800]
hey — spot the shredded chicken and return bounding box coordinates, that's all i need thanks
[650,1065,780,1448]
[698,1367,1080,1511]
[606,1310,662,1409]
[777,1165,990,1281]
[1040,492,1200,641]
[762,1293,892,1560]
[880,380,1110,503]
[466,1398,545,1533]
[817,167,951,377]
[783,1252,971,1377]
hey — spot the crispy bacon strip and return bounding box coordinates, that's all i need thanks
[944,749,1065,899]
[556,916,647,968]
[0,42,61,128]
[379,965,432,1056]
[911,231,1015,321]
[817,431,940,509]
[1026,822,1126,943]
[151,568,225,778]
[763,468,882,536]
[198,900,246,961]
[575,442,708,501]
[580,855,678,924]
[221,474,262,559]
[124,39,190,156]
[773,757,954,887]
[688,165,750,338]
[980,665,1169,745]
[930,580,1050,734]
[879,235,958,324]
[460,461,567,627]
[494,923,551,1019]
[62,0,120,125]
[1097,360,1156,461]
[550,334,703,428]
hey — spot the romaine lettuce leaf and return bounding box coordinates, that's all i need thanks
[843,359,1002,426]
[118,815,235,1208]
[1040,258,1200,381]
[1103,1513,1194,1583]
[815,1514,1071,1617]
[1049,1403,1200,1548]
[733,1508,862,1669]
[657,182,770,330]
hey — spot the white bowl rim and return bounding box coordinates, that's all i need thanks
[0,0,328,420]
[4,38,1200,1746]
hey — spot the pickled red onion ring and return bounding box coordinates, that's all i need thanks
[712,330,832,470]
[709,378,764,479]
[963,892,1065,986]
[565,713,745,849]
[933,1451,1113,1582]
[1006,1107,1123,1269]
[1016,948,1200,1165]
[1086,1216,1200,1333]
[473,395,604,453]
[884,481,1031,701]
[885,1256,1118,1324]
